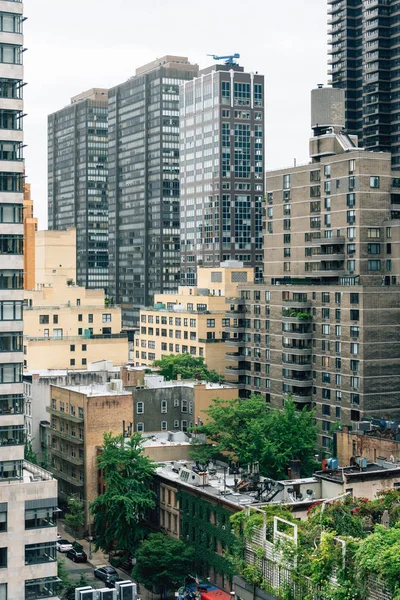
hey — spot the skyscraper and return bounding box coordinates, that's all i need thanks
[0,2,59,598]
[328,0,400,165]
[48,88,109,291]
[108,56,199,327]
[179,62,265,285]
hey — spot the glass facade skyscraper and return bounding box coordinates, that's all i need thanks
[329,0,400,165]
[48,89,109,291]
[179,64,265,284]
[108,56,199,327]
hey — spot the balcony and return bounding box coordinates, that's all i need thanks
[224,326,246,334]
[50,430,84,445]
[225,367,246,376]
[225,338,245,348]
[281,360,312,371]
[282,345,312,355]
[309,253,345,262]
[225,353,244,362]
[50,449,83,466]
[46,407,83,423]
[291,393,313,404]
[312,236,345,245]
[48,467,84,487]
[282,310,312,323]
[283,375,313,387]
[282,299,311,309]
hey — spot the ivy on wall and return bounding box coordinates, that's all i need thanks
[177,490,238,579]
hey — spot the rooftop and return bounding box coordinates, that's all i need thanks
[144,375,235,390]
[141,431,193,447]
[315,459,400,483]
[52,383,131,398]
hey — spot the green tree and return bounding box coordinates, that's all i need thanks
[57,559,89,600]
[90,433,156,555]
[132,533,194,599]
[356,524,400,599]
[154,354,220,382]
[24,439,38,464]
[64,494,84,540]
[194,395,317,479]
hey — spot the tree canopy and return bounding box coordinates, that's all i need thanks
[132,533,194,598]
[64,494,84,540]
[90,432,156,555]
[153,354,221,382]
[193,395,317,479]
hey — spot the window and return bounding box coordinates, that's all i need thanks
[336,407,341,419]
[347,193,355,207]
[349,176,355,190]
[322,292,330,303]
[351,376,360,389]
[70,345,75,352]
[53,328,63,338]
[350,326,359,339]
[52,315,58,324]
[368,243,380,254]
[347,210,356,225]
[0,504,6,532]
[322,404,331,416]
[370,176,380,188]
[137,422,144,432]
[350,343,359,355]
[283,174,291,189]
[283,234,290,244]
[350,309,359,321]
[283,219,291,230]
[82,344,87,351]
[102,314,111,323]
[70,359,75,367]
[347,260,355,273]
[284,248,291,258]
[350,360,359,372]
[350,293,359,304]
[347,227,356,240]
[39,315,49,325]
[137,402,144,414]
[324,164,331,178]
[206,319,215,328]
[88,314,93,323]
[25,578,60,599]
[284,262,290,272]
[322,324,330,335]
[161,421,167,431]
[174,420,179,428]
[161,400,167,414]
[368,260,381,271]
[367,228,380,239]
[25,542,56,565]
[25,501,57,530]
[349,159,355,174]
[181,420,188,432]
[181,400,188,413]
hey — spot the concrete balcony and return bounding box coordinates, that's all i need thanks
[309,253,345,262]
[291,393,313,404]
[282,346,312,355]
[312,236,345,245]
[282,300,312,309]
[51,449,83,466]
[225,367,246,376]
[46,407,83,423]
[225,338,245,348]
[50,430,83,445]
[282,361,312,371]
[282,314,312,323]
[225,353,244,362]
[283,375,313,387]
[282,330,312,339]
[224,326,246,333]
[48,467,84,487]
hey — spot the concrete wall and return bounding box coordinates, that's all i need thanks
[35,228,76,286]
[24,336,128,371]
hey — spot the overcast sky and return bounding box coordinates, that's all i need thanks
[24,0,328,228]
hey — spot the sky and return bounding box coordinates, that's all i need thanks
[24,0,328,229]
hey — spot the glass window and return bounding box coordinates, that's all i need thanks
[25,504,57,530]
[24,578,60,599]
[25,542,56,565]
[370,176,380,188]
[136,402,144,414]
[368,260,381,271]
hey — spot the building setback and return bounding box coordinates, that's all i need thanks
[48,88,109,292]
[0,2,59,598]
[108,56,199,327]
[179,63,265,285]
[227,88,400,448]
[328,0,400,166]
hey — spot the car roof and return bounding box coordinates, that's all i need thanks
[104,567,117,572]
[58,539,70,544]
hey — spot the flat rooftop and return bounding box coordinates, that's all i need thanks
[315,461,400,483]
[144,375,235,390]
[141,431,193,447]
[52,384,131,397]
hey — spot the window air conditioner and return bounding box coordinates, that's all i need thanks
[75,588,96,600]
[97,589,117,600]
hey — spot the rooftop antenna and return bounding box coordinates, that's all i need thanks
[207,53,240,67]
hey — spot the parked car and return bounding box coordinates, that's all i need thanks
[66,547,87,563]
[105,578,125,589]
[94,566,119,584]
[56,539,73,553]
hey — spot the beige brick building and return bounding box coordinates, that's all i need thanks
[48,383,133,526]
[134,263,253,378]
[227,88,400,449]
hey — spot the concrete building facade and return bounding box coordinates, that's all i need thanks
[127,374,239,434]
[134,263,253,377]
[33,228,76,288]
[48,88,109,292]
[0,2,59,598]
[24,279,127,370]
[179,63,265,285]
[108,56,199,327]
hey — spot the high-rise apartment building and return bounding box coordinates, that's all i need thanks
[108,56,199,328]
[0,2,59,598]
[227,88,400,449]
[48,88,109,292]
[328,0,400,165]
[179,63,265,285]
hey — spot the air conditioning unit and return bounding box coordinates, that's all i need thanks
[115,581,137,600]
[97,589,117,600]
[75,588,96,600]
